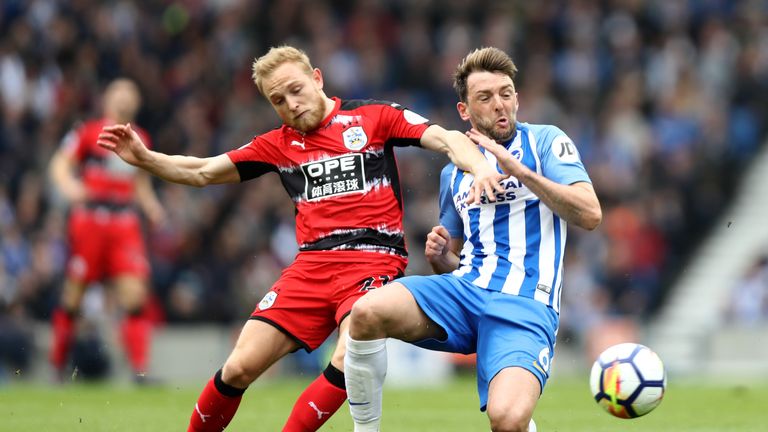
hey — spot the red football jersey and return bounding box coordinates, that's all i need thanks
[60,118,152,206]
[227,98,431,258]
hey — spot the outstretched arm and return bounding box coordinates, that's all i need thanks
[134,172,166,226]
[468,129,602,230]
[98,123,239,187]
[49,147,87,204]
[425,226,463,274]
[420,125,506,204]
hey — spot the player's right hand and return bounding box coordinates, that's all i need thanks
[97,123,151,167]
[425,225,451,261]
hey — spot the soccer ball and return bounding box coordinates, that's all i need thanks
[589,343,666,419]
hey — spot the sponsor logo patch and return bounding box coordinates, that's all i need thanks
[301,154,366,201]
[403,109,429,125]
[258,291,278,310]
[553,136,580,163]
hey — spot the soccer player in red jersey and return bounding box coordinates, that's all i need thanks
[98,46,504,432]
[48,78,165,382]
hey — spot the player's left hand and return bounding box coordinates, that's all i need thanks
[467,128,525,178]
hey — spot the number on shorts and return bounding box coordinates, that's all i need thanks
[360,275,392,291]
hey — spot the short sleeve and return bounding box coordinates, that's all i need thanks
[381,103,432,146]
[532,124,592,186]
[226,134,278,182]
[60,127,84,161]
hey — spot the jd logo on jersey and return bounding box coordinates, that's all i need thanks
[301,154,366,201]
[553,136,580,163]
[342,126,367,151]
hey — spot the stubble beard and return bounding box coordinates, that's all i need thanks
[288,95,326,133]
[475,116,515,143]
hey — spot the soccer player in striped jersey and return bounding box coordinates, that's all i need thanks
[344,47,602,432]
[97,46,503,432]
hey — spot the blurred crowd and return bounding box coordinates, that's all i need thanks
[2,0,768,374]
[727,254,768,325]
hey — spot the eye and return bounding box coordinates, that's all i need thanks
[291,85,302,94]
[272,97,284,105]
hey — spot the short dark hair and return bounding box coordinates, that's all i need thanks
[453,47,518,103]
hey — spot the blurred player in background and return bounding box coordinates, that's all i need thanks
[344,47,602,432]
[48,78,165,382]
[97,46,503,432]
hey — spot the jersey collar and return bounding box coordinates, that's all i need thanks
[501,123,520,149]
[318,97,341,129]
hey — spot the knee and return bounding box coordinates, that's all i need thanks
[487,405,532,432]
[349,296,386,339]
[221,356,261,388]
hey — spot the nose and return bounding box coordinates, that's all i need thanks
[285,96,300,112]
[491,95,504,111]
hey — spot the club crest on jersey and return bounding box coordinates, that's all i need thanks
[342,126,367,151]
[258,291,278,310]
[509,145,524,162]
[301,154,366,201]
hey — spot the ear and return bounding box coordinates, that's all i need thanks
[457,101,471,121]
[312,68,324,89]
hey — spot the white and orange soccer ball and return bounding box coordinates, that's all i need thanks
[589,343,666,419]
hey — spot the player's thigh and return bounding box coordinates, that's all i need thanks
[222,319,300,386]
[350,282,442,342]
[60,279,88,310]
[486,367,540,427]
[113,275,148,311]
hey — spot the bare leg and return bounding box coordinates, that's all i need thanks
[189,319,300,431]
[486,367,540,432]
[344,282,445,431]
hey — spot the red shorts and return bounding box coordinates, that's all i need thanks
[251,250,406,351]
[66,207,149,283]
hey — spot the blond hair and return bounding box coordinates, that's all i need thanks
[453,47,518,103]
[252,46,314,96]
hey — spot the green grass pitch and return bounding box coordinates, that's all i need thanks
[1,374,766,431]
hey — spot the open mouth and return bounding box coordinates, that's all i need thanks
[496,117,509,128]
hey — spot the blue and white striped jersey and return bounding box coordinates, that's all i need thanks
[439,122,592,313]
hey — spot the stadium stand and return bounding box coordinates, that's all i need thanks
[1,0,767,381]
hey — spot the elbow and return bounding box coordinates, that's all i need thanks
[193,174,207,187]
[580,206,603,231]
[189,170,215,187]
[190,178,209,188]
